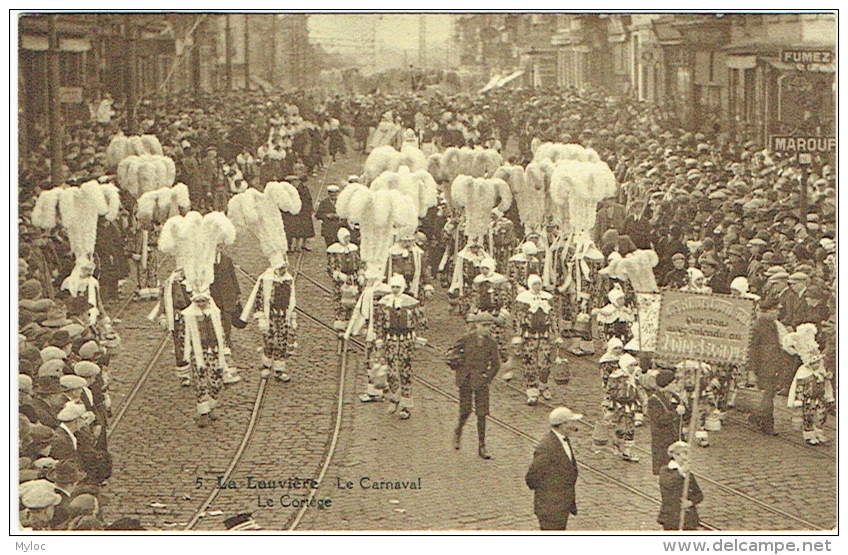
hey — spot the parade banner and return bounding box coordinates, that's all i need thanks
[655,291,755,366]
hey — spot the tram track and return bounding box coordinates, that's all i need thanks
[184,164,344,531]
[181,252,304,530]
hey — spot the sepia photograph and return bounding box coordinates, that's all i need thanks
[11,8,837,540]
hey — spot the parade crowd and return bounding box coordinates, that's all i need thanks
[17,83,836,531]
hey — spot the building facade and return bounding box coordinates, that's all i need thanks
[454,12,835,147]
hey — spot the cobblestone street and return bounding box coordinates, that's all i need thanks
[96,147,835,532]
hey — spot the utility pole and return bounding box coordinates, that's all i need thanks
[269,15,276,87]
[225,14,232,91]
[244,14,250,90]
[48,14,64,187]
[370,17,377,74]
[192,21,201,99]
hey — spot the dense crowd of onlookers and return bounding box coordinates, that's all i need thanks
[17,83,835,529]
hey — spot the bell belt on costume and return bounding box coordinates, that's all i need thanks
[383,330,415,340]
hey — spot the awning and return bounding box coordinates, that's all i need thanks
[497,69,525,87]
[20,35,91,52]
[480,70,525,93]
[479,74,501,94]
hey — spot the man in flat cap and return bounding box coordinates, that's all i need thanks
[748,297,796,435]
[50,400,88,462]
[781,272,810,329]
[725,244,748,280]
[19,479,62,530]
[699,253,729,294]
[525,406,582,530]
[448,311,500,460]
[28,376,66,429]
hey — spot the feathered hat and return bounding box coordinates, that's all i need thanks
[616,250,660,293]
[159,211,236,296]
[106,133,164,170]
[32,181,109,270]
[550,152,617,233]
[470,149,503,178]
[227,181,301,269]
[336,183,418,280]
[451,176,512,239]
[116,153,176,200]
[370,166,438,232]
[137,183,190,229]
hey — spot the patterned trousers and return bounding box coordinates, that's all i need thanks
[522,337,552,390]
[192,350,223,414]
[384,335,414,405]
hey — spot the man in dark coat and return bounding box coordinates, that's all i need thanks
[179,142,205,212]
[658,441,704,530]
[211,249,242,385]
[314,185,343,248]
[525,406,582,530]
[622,200,653,250]
[725,244,749,280]
[94,215,128,299]
[449,311,500,460]
[646,370,687,475]
[748,297,797,434]
[283,176,316,252]
[700,254,730,294]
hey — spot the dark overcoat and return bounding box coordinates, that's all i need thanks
[525,431,579,521]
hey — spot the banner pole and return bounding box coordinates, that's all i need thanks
[679,362,702,530]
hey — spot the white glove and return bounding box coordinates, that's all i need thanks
[676,404,686,416]
[258,318,270,332]
[158,315,168,330]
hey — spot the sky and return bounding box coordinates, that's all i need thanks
[307,13,455,63]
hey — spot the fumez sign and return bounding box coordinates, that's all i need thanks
[781,49,835,71]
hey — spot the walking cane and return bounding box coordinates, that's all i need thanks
[679,362,703,530]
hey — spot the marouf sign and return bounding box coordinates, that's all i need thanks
[770,136,836,153]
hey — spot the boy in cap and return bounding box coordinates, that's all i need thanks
[51,400,88,461]
[662,252,689,290]
[525,406,582,530]
[657,441,704,530]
